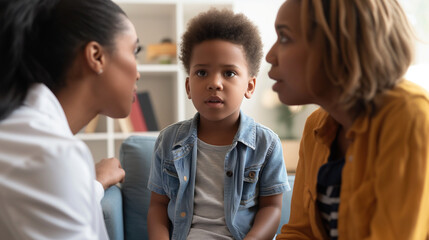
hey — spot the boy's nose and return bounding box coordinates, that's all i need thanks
[207,75,223,91]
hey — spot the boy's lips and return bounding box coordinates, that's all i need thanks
[205,96,224,105]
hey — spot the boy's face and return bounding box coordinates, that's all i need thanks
[186,40,255,123]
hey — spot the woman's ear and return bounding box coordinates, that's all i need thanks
[84,41,106,75]
[244,77,256,99]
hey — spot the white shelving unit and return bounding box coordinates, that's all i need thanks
[77,0,234,161]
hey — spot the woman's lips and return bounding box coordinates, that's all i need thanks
[268,70,284,92]
[272,81,281,92]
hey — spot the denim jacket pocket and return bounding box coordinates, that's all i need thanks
[163,160,179,198]
[240,165,262,207]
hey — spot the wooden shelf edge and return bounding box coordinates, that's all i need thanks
[137,64,179,73]
[76,133,109,141]
[113,131,160,140]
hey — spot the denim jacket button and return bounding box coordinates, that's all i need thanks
[226,171,233,177]
[180,212,186,218]
[183,176,188,181]
[249,171,256,178]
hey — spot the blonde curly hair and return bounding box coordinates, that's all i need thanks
[300,0,414,112]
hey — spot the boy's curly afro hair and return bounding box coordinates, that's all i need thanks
[179,8,263,77]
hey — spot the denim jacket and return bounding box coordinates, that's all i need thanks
[148,112,290,240]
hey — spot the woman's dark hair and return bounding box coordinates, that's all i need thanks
[180,8,263,77]
[0,0,127,121]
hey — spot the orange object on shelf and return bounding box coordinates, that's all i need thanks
[145,42,176,64]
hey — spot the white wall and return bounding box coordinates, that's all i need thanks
[399,0,429,91]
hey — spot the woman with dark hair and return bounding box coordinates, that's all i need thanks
[0,0,141,238]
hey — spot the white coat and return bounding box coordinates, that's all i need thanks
[0,83,108,240]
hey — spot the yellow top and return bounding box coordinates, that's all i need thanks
[277,80,429,240]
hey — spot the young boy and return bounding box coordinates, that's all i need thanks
[147,9,289,240]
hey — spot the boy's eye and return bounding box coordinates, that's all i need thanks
[196,70,208,77]
[224,71,236,78]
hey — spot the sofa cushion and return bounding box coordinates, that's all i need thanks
[120,135,157,240]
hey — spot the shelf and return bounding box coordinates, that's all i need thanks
[112,131,160,140]
[115,0,176,7]
[137,64,179,73]
[116,1,176,16]
[76,133,109,141]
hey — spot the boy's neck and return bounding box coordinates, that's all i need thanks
[198,118,239,146]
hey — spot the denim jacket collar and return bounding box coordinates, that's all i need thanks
[172,111,257,150]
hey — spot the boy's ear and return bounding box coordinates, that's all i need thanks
[84,41,106,75]
[185,77,191,99]
[244,77,256,99]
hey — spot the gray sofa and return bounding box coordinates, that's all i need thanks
[101,135,295,240]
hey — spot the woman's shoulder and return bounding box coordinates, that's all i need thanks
[0,104,91,165]
[0,122,92,190]
[378,80,429,116]
[304,107,329,128]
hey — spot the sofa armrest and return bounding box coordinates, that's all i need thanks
[101,185,124,240]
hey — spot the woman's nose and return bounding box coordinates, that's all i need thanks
[266,43,277,65]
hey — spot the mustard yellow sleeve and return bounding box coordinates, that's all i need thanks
[367,97,429,239]
[277,113,323,240]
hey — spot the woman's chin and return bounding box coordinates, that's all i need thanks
[277,94,298,106]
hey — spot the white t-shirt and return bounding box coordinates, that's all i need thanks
[0,84,108,240]
[187,139,233,239]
